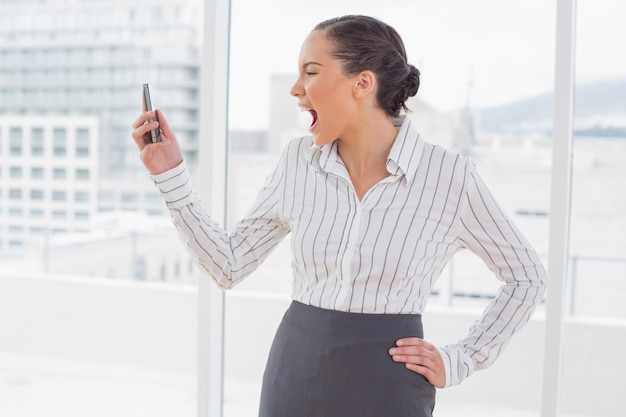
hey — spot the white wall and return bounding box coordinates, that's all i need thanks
[1,273,625,416]
[0,272,197,374]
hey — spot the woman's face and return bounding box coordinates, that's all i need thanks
[290,30,358,146]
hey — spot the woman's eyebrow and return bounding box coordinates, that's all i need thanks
[303,61,324,68]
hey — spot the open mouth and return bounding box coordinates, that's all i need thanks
[299,105,319,132]
[308,109,318,129]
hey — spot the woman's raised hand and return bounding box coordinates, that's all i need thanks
[131,108,184,175]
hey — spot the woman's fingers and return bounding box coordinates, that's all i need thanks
[131,110,158,149]
[154,109,171,137]
[388,337,446,388]
[132,88,184,174]
[130,109,184,175]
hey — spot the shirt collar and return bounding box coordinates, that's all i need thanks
[307,139,339,174]
[386,116,424,184]
[306,116,424,184]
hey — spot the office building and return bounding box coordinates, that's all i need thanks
[0,115,98,250]
[0,0,202,216]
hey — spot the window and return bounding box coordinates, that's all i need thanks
[145,191,162,204]
[74,211,89,221]
[10,127,22,155]
[567,1,626,319]
[9,189,22,200]
[53,168,67,180]
[9,167,22,178]
[30,209,45,218]
[53,128,67,156]
[75,168,89,180]
[6,2,623,417]
[31,127,45,156]
[30,190,44,200]
[225,0,556,415]
[76,127,90,157]
[9,208,23,217]
[52,190,67,201]
[31,167,44,179]
[74,191,90,202]
[9,239,23,248]
[121,192,138,203]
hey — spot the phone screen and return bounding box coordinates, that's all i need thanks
[143,83,161,143]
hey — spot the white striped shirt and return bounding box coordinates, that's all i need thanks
[151,116,547,387]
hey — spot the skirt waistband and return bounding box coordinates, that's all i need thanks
[284,301,424,340]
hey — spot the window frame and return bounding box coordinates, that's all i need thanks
[197,1,230,416]
[541,1,577,416]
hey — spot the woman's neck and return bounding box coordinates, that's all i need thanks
[336,111,399,200]
[337,112,398,176]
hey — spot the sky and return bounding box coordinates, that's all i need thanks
[226,0,626,130]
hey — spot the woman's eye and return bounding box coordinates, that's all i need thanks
[305,72,317,76]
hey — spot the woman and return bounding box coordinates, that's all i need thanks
[132,15,547,417]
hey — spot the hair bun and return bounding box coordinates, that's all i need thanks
[405,64,421,98]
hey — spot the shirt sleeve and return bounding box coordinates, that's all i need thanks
[150,156,290,289]
[439,163,548,387]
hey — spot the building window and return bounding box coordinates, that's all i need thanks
[74,191,90,202]
[9,189,22,199]
[146,191,162,204]
[53,128,67,156]
[174,260,180,278]
[76,127,90,157]
[52,190,66,201]
[53,167,67,179]
[75,211,89,221]
[31,127,45,156]
[10,166,23,178]
[9,208,23,217]
[52,210,67,219]
[160,262,167,281]
[30,190,44,200]
[75,168,89,180]
[121,192,138,203]
[30,209,44,218]
[10,127,22,156]
[31,167,44,179]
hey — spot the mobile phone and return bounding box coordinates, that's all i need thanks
[142,83,161,143]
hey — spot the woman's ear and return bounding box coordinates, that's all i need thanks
[353,70,376,99]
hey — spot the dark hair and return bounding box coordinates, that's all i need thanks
[314,15,420,117]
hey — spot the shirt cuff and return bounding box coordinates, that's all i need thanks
[439,345,474,388]
[150,161,197,208]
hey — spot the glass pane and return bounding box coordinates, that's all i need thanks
[560,2,626,416]
[226,0,553,415]
[569,0,626,319]
[0,1,203,415]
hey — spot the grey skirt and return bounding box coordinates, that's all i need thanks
[259,301,436,417]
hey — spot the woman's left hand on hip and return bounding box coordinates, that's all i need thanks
[389,337,446,388]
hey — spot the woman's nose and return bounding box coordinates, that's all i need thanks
[290,79,303,97]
